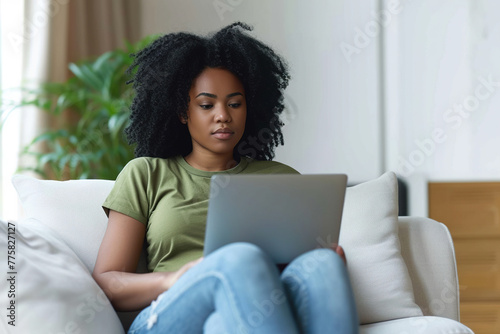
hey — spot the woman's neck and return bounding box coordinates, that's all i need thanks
[184,152,239,172]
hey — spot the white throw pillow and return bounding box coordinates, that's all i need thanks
[339,171,423,324]
[0,218,124,333]
[11,175,114,272]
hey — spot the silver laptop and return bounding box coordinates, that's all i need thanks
[203,174,347,264]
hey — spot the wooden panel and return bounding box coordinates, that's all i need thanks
[429,182,500,334]
[429,182,500,238]
[461,302,500,334]
[454,239,500,301]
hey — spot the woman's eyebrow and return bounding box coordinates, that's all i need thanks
[195,92,243,98]
[196,92,217,98]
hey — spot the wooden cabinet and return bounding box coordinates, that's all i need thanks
[429,182,500,334]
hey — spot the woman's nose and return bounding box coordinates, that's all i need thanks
[215,106,231,123]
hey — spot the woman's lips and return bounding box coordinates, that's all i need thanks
[212,132,234,140]
[212,128,234,140]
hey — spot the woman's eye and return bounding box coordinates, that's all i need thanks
[229,103,241,108]
[200,104,213,110]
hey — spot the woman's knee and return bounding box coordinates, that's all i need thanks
[211,242,274,271]
[282,248,346,283]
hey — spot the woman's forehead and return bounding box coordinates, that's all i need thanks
[190,68,245,95]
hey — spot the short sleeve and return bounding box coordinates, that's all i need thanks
[277,163,301,175]
[242,158,301,175]
[102,158,150,225]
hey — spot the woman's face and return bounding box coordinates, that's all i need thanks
[183,67,247,158]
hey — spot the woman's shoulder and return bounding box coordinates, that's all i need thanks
[117,157,181,178]
[123,156,181,169]
[242,157,300,175]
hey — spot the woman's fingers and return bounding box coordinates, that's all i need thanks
[167,257,204,289]
[335,245,347,266]
[178,257,204,276]
[328,243,347,266]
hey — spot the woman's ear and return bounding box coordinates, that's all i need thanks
[179,115,187,124]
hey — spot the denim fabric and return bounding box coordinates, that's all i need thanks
[128,242,358,334]
[281,249,359,333]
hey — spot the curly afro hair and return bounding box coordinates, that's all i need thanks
[125,22,291,161]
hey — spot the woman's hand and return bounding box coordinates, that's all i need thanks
[330,244,347,266]
[164,257,204,290]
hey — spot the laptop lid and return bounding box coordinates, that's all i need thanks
[203,174,347,264]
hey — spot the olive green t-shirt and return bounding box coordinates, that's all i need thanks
[102,156,299,272]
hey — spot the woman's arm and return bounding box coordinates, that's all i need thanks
[92,210,202,311]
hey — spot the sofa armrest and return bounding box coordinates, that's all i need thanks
[398,216,460,322]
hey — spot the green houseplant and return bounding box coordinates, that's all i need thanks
[8,35,157,180]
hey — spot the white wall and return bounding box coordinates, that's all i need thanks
[386,0,500,182]
[140,0,383,183]
[383,0,500,215]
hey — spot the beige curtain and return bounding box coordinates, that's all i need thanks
[20,0,141,168]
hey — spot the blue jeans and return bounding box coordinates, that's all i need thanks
[128,242,359,334]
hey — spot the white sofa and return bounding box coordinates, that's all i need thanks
[2,173,474,333]
[117,217,476,334]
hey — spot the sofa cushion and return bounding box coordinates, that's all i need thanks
[12,175,114,272]
[340,172,423,324]
[0,218,124,333]
[359,316,473,333]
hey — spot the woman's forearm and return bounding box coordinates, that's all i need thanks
[92,271,174,311]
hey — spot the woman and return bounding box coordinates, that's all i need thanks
[93,22,359,333]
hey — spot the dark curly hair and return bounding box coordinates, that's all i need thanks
[125,22,291,160]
